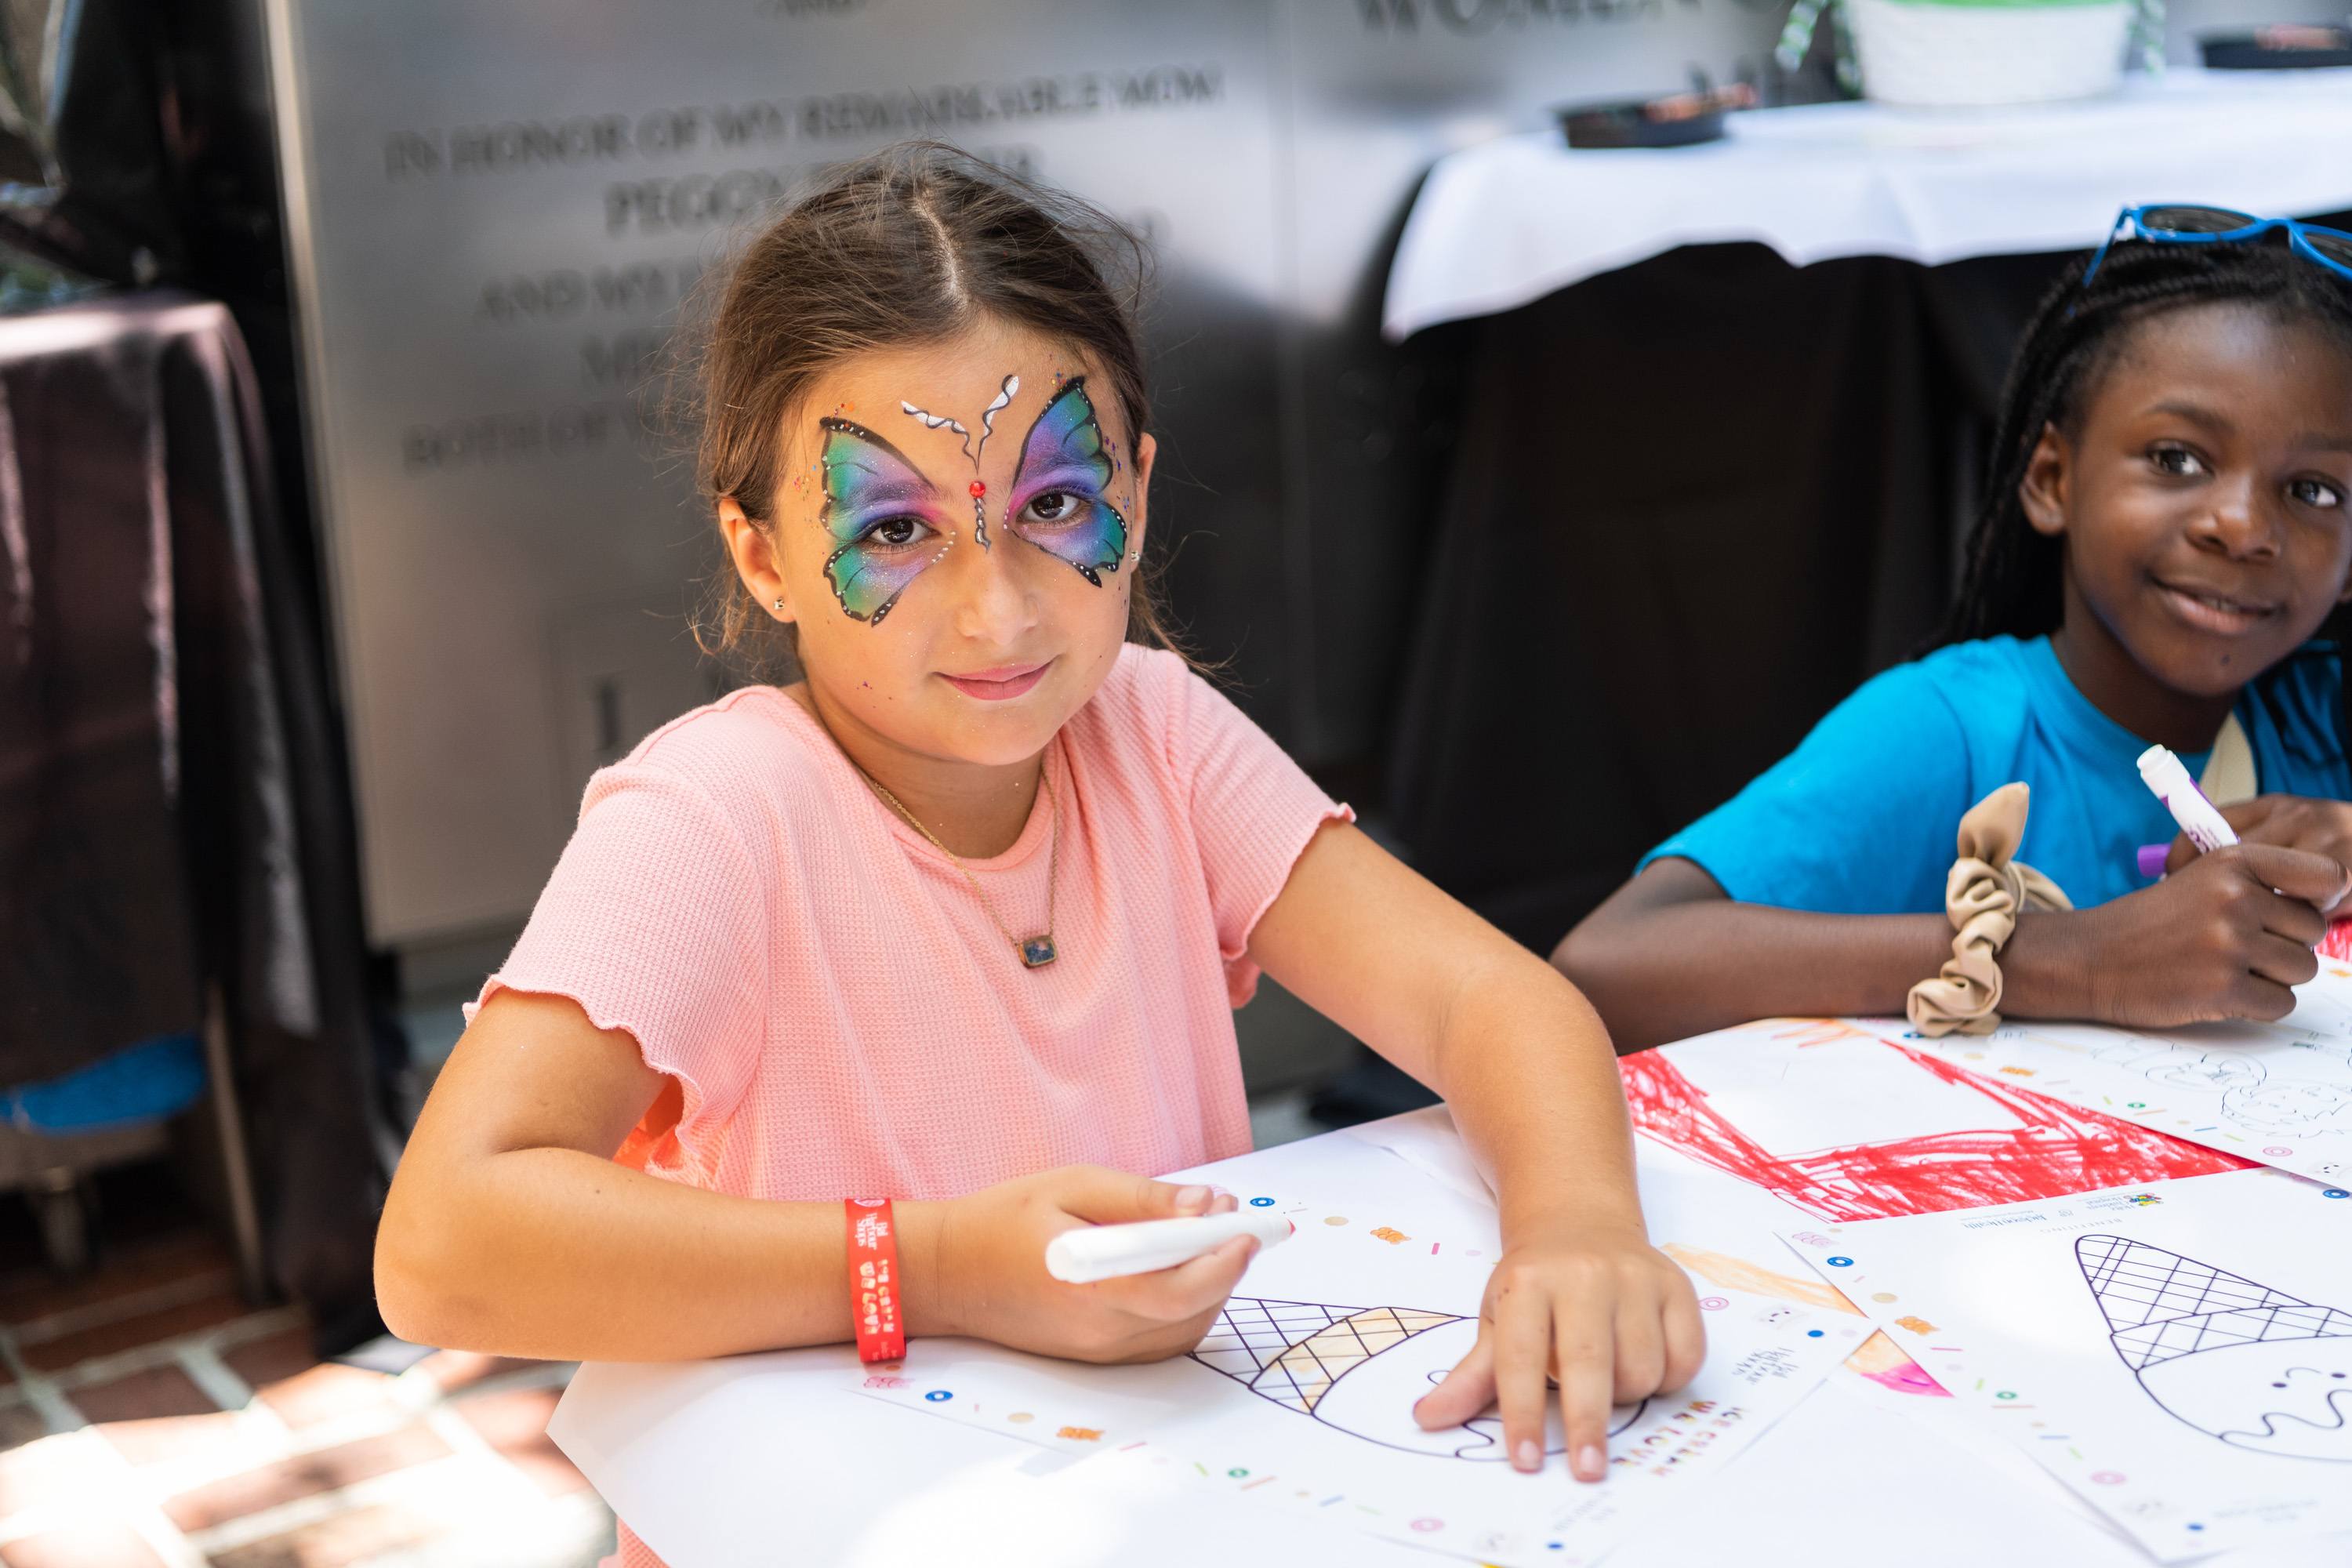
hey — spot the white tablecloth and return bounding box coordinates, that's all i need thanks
[1383,68,2352,340]
[551,1113,2352,1568]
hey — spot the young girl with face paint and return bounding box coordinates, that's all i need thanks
[1559,219,2352,1050]
[376,145,1702,1566]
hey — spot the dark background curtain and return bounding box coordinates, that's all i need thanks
[0,295,391,1348]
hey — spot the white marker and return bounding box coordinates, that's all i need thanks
[1044,1210,1294,1284]
[2137,743,2239,855]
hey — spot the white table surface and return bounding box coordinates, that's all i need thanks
[1383,67,2352,340]
[552,1358,2165,1568]
[549,1116,2352,1568]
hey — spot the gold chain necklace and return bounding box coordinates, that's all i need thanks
[855,754,1062,970]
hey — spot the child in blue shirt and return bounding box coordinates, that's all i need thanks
[1559,217,2352,1049]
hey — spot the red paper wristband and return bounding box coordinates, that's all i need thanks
[844,1198,906,1363]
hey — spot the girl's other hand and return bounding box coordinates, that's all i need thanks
[923,1166,1254,1364]
[2056,841,2348,1024]
[2165,795,2352,917]
[1407,1226,1704,1483]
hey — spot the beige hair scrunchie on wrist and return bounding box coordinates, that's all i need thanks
[1906,782,2073,1036]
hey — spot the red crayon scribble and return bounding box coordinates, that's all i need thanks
[1619,1036,2248,1222]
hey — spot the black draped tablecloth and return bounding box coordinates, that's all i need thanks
[0,291,387,1338]
[1384,230,2352,954]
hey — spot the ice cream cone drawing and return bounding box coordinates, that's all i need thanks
[2079,1236,2352,1461]
[1189,1298,1645,1460]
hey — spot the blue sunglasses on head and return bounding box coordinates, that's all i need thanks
[2084,204,2352,289]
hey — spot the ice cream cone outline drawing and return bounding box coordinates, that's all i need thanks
[1189,1297,1646,1460]
[2079,1236,2352,1461]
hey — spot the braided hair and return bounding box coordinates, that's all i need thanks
[1940,236,2352,648]
[1936,234,2352,757]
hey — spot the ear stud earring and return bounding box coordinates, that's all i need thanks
[772,597,786,613]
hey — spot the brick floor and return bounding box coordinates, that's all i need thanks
[0,1232,230,1330]
[71,1363,218,1424]
[453,1386,588,1497]
[19,1291,253,1372]
[411,1350,537,1396]
[97,1405,245,1468]
[205,1501,449,1568]
[0,1430,103,1515]
[164,1424,457,1532]
[0,1196,612,1568]
[0,1403,48,1455]
[249,1362,404,1432]
[0,1521,168,1568]
[72,1363,231,1466]
[220,1327,318,1391]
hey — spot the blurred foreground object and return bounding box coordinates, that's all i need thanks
[1777,0,2164,103]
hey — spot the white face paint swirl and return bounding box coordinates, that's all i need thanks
[898,402,971,456]
[901,373,1020,549]
[974,374,1019,463]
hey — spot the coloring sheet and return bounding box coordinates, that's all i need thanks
[1779,1167,2352,1562]
[853,1123,1847,1568]
[1884,962,2352,1187]
[1346,1102,1951,1403]
[1615,1016,2246,1406]
[1069,1375,2149,1568]
[553,1350,2352,1568]
[1624,1017,2249,1221]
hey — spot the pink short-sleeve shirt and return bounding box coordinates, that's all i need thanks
[468,644,1348,1568]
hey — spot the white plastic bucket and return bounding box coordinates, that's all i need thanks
[1847,0,2135,107]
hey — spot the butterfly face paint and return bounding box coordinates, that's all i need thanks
[816,417,954,625]
[1005,376,1130,586]
[902,375,1019,550]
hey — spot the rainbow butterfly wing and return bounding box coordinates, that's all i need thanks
[1006,377,1128,586]
[818,417,952,624]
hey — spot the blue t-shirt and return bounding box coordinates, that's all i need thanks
[1642,635,2350,914]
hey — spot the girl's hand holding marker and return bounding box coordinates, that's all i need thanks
[2054,746,2335,1025]
[2071,843,2338,1025]
[2139,742,2241,855]
[928,1171,1265,1365]
[2152,764,2352,922]
[1044,1203,1294,1284]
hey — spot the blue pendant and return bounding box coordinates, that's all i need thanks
[1019,935,1058,968]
